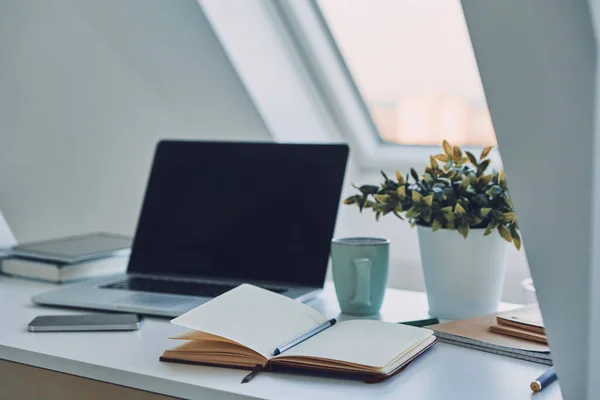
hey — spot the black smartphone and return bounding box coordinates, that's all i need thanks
[27,313,143,332]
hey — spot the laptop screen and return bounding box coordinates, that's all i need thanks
[127,141,349,288]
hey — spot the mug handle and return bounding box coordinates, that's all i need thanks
[350,258,372,307]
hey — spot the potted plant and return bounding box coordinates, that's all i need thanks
[343,140,520,319]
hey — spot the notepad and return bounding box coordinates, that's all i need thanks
[160,284,437,382]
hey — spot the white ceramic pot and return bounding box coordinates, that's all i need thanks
[417,225,507,320]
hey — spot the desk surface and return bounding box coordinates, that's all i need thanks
[0,276,562,400]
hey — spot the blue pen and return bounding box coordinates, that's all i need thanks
[271,319,337,356]
[530,367,557,392]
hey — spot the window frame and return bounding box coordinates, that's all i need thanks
[198,0,500,171]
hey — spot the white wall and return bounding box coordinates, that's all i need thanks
[0,0,529,303]
[0,0,270,241]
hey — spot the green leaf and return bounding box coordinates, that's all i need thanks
[455,203,466,214]
[458,222,470,239]
[480,207,492,217]
[479,159,491,174]
[503,193,513,207]
[446,220,456,230]
[359,185,379,194]
[441,206,453,214]
[363,200,374,208]
[381,171,389,181]
[392,210,404,220]
[513,232,522,251]
[412,191,423,202]
[481,145,493,159]
[405,206,421,218]
[410,168,419,182]
[465,151,478,167]
[375,212,381,221]
[498,225,513,242]
[394,203,403,213]
[484,221,497,236]
[423,195,434,206]
[432,219,443,232]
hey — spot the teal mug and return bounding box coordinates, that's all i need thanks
[331,237,390,316]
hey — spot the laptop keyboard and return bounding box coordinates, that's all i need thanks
[101,277,286,297]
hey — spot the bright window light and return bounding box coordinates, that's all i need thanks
[318,0,497,147]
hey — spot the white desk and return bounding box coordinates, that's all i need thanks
[0,276,562,400]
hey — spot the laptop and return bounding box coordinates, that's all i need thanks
[32,140,349,317]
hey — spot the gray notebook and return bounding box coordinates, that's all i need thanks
[8,232,131,264]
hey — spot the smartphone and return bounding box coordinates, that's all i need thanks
[27,313,143,332]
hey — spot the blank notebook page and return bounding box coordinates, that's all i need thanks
[276,320,433,368]
[170,284,328,358]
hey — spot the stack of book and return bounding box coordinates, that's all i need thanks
[0,232,132,283]
[429,304,552,365]
[489,305,547,344]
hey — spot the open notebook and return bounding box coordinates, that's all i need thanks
[160,284,436,382]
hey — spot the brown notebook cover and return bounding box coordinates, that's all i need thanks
[159,337,437,384]
[496,304,545,334]
[489,324,547,344]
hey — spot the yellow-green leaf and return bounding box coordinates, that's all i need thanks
[405,206,421,218]
[460,175,471,189]
[374,194,388,203]
[446,220,456,230]
[395,204,403,213]
[364,201,374,208]
[442,140,453,156]
[513,232,522,251]
[445,213,456,222]
[453,146,462,159]
[498,225,512,242]
[423,195,434,206]
[412,191,423,202]
[498,169,507,188]
[458,222,470,239]
[396,170,405,184]
[430,155,439,171]
[432,219,443,232]
[435,154,449,162]
[484,220,497,236]
[455,203,466,214]
[480,208,492,217]
[397,186,406,199]
[502,212,516,222]
[343,196,356,205]
[441,206,453,214]
[481,145,493,159]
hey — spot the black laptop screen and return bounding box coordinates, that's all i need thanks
[127,141,349,287]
